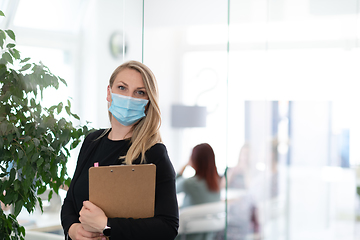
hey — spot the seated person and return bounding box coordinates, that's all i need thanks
[219,143,260,240]
[176,143,221,240]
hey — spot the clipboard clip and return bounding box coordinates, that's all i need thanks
[94,163,135,172]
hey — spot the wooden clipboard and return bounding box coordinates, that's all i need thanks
[89,164,156,219]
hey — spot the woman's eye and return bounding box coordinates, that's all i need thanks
[136,90,146,96]
[118,86,125,90]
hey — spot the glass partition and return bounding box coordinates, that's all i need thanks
[143,0,230,173]
[143,1,360,240]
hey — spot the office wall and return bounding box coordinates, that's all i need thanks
[78,0,143,129]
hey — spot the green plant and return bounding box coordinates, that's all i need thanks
[0,10,92,239]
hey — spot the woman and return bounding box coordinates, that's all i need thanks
[176,143,220,240]
[176,143,221,240]
[61,61,179,240]
[222,143,250,190]
[220,143,260,240]
[176,143,221,208]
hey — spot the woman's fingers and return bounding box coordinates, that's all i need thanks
[69,223,103,240]
[79,201,107,233]
[82,200,97,210]
[78,225,103,238]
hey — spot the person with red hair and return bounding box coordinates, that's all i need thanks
[176,143,221,240]
[176,143,221,208]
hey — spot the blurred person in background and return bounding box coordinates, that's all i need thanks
[219,143,260,240]
[176,143,221,240]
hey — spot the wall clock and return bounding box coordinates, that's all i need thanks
[109,31,127,58]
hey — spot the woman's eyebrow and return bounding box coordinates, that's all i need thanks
[119,81,128,86]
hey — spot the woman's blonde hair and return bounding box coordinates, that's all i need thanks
[102,60,162,165]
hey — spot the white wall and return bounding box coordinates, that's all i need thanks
[78,0,143,129]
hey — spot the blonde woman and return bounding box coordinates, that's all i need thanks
[61,61,179,240]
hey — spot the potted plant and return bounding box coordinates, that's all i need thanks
[0,10,92,239]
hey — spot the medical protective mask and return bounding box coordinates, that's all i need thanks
[108,92,149,126]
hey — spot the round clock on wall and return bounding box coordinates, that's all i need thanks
[109,31,127,58]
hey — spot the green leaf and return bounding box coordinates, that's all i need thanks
[44,163,51,171]
[26,142,34,154]
[36,157,44,167]
[48,105,57,111]
[32,138,40,147]
[37,197,43,212]
[9,168,16,183]
[18,150,24,159]
[72,113,80,120]
[59,77,67,86]
[14,199,24,216]
[0,64,7,77]
[19,226,25,237]
[19,64,31,72]
[10,48,20,60]
[24,136,31,142]
[57,102,63,114]
[48,189,53,201]
[0,122,7,135]
[2,52,13,64]
[65,177,71,188]
[30,98,36,107]
[20,57,30,63]
[58,118,66,129]
[6,43,15,48]
[31,152,39,163]
[0,10,5,16]
[65,106,71,115]
[37,185,46,195]
[3,190,13,204]
[0,31,5,48]
[14,180,20,191]
[18,155,27,168]
[5,30,15,41]
[70,139,81,149]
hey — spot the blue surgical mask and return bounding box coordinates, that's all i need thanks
[108,92,149,126]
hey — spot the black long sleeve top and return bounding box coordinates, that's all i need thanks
[60,129,179,240]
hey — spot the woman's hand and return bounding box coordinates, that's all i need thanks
[79,201,108,233]
[178,162,190,176]
[68,223,105,240]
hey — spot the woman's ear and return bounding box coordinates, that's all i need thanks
[106,85,111,102]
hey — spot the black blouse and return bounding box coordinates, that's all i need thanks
[60,129,179,240]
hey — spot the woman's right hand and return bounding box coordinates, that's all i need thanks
[68,223,105,240]
[178,162,190,176]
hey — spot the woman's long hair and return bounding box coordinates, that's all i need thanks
[191,143,220,192]
[101,60,162,165]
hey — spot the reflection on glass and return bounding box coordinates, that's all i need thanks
[221,143,261,240]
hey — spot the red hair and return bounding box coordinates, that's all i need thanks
[190,143,220,192]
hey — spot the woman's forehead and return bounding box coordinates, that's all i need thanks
[114,68,144,86]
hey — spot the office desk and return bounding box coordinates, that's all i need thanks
[177,188,246,208]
